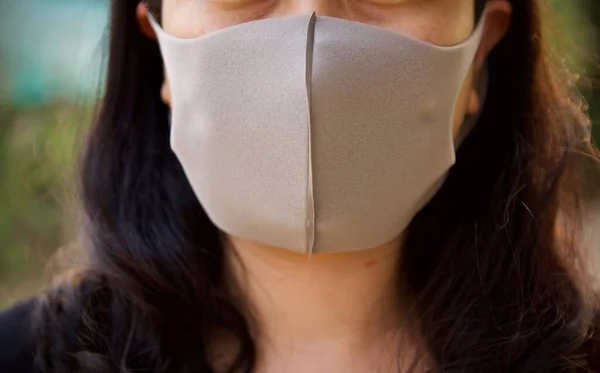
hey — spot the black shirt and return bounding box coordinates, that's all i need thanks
[0,299,36,373]
[2,297,600,372]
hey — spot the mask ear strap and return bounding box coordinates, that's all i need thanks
[455,66,489,149]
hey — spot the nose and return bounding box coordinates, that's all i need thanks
[276,0,348,18]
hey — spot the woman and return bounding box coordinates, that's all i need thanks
[1,0,599,371]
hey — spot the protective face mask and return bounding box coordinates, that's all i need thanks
[149,8,489,255]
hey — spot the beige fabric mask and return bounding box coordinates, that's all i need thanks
[149,8,488,255]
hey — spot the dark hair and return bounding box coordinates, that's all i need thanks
[31,0,600,372]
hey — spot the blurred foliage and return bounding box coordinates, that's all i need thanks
[0,1,599,307]
[0,104,88,306]
[548,0,600,132]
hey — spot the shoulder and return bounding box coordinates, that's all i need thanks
[0,298,37,373]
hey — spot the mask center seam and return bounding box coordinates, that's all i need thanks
[305,12,317,256]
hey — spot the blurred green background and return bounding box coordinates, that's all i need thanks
[0,0,598,308]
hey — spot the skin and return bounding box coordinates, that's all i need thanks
[137,1,512,372]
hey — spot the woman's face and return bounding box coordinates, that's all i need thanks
[148,0,511,139]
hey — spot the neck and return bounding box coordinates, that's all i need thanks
[225,236,405,368]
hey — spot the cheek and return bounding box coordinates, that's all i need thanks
[162,2,209,38]
[357,1,475,46]
[161,1,476,44]
[161,1,274,38]
[452,68,475,140]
